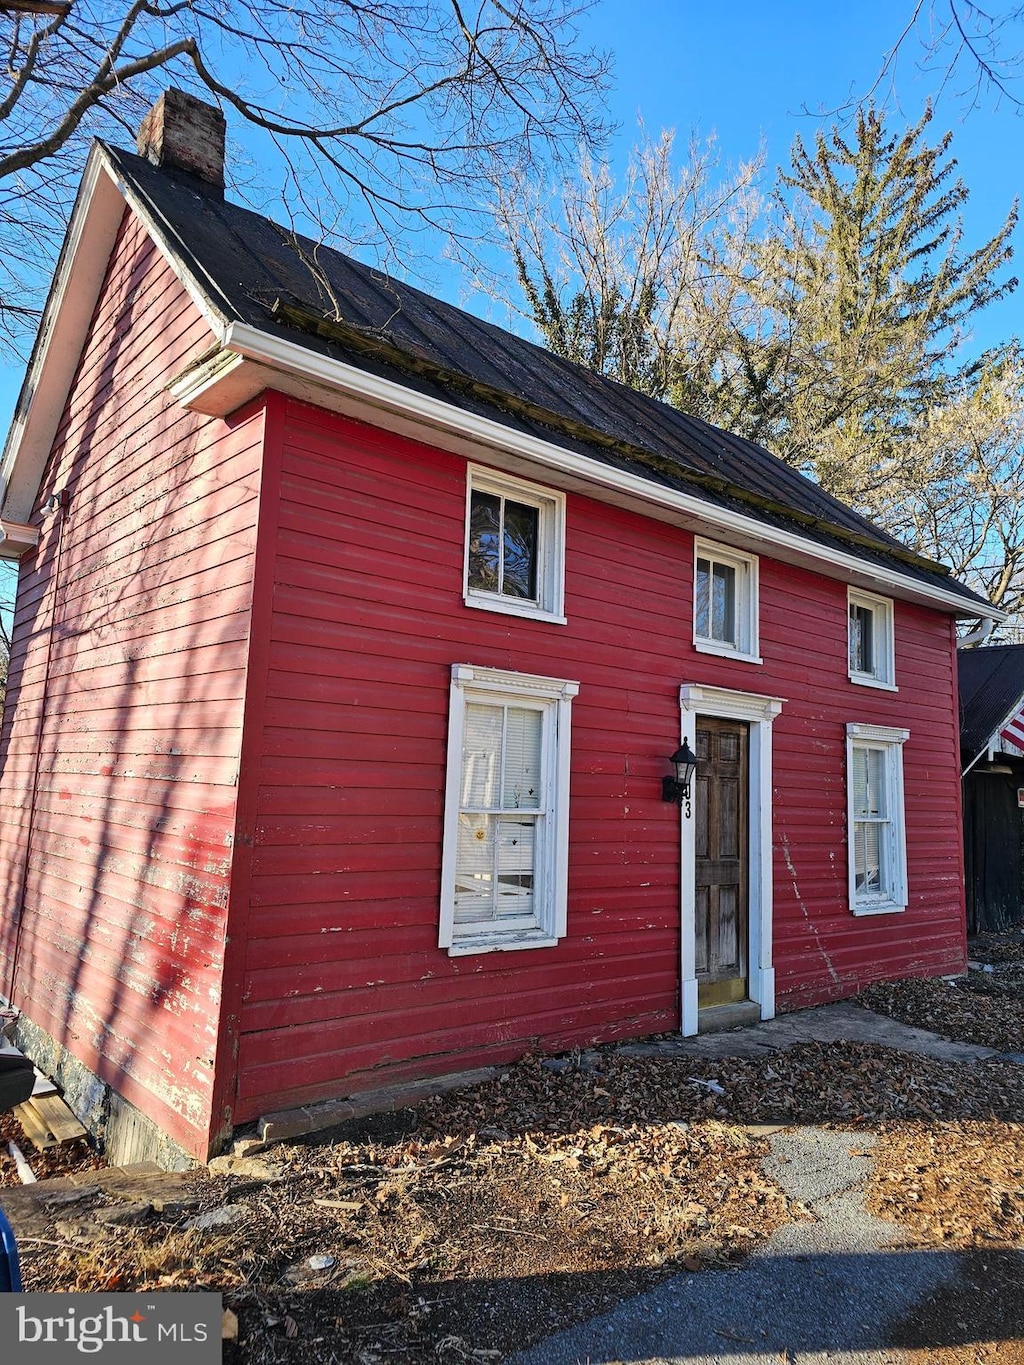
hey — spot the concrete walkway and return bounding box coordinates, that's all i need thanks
[511,1002,1015,1365]
[618,999,1002,1065]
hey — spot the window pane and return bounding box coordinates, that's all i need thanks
[695,558,711,637]
[712,562,736,642]
[457,704,542,925]
[502,707,542,809]
[454,813,496,921]
[850,604,874,673]
[462,704,503,806]
[496,816,537,918]
[854,821,883,895]
[453,812,539,923]
[852,747,885,818]
[468,490,501,591]
[502,499,539,599]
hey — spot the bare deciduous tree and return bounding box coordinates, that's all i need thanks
[0,0,610,349]
[880,2,1024,111]
[487,129,765,423]
[489,106,1023,623]
[870,351,1024,630]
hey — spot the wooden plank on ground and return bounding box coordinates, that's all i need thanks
[27,1094,87,1143]
[13,1102,58,1151]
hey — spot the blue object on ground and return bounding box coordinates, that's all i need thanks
[0,1205,22,1292]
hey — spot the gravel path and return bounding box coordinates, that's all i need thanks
[512,1127,964,1365]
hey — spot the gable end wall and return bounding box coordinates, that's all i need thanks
[0,207,263,1160]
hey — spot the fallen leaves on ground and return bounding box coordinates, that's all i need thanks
[860,931,1024,1055]
[4,928,1024,1362]
[8,1037,1024,1363]
[870,1119,1024,1249]
[0,1107,102,1185]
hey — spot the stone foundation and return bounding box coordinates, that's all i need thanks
[13,1015,195,1171]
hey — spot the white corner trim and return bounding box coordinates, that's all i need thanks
[220,321,997,622]
[677,683,785,1036]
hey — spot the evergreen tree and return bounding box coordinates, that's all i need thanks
[741,106,1018,504]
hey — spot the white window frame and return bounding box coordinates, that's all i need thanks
[846,722,909,917]
[693,539,761,663]
[440,664,578,955]
[848,588,897,690]
[463,466,567,624]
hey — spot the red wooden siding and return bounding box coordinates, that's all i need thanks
[233,398,966,1120]
[0,208,261,1158]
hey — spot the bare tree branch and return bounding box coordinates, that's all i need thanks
[815,2,1024,117]
[0,0,611,352]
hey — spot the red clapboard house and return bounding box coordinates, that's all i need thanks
[0,91,1000,1165]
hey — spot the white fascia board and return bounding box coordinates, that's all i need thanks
[222,320,998,621]
[0,144,230,528]
[0,149,125,524]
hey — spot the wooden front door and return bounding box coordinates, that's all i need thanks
[695,717,749,1006]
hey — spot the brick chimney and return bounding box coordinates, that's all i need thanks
[136,88,226,193]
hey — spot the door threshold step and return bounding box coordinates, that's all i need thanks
[698,1001,761,1033]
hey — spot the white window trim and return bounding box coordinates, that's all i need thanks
[463,466,567,624]
[848,587,897,691]
[846,722,909,917]
[693,538,762,664]
[440,663,578,955]
[677,684,785,1035]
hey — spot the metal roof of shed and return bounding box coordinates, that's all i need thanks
[959,645,1024,755]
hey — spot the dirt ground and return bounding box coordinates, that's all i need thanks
[0,931,1022,1363]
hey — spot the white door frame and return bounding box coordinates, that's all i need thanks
[678,683,785,1034]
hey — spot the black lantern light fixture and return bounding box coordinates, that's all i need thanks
[663,739,699,815]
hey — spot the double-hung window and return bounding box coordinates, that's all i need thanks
[464,468,566,623]
[693,539,760,662]
[440,665,578,955]
[848,588,896,689]
[846,723,909,915]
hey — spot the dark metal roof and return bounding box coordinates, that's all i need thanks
[959,645,1024,754]
[106,144,989,610]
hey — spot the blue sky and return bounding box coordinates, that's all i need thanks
[1,0,1020,434]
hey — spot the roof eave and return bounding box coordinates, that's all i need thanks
[169,320,1000,622]
[0,145,1003,622]
[0,146,125,526]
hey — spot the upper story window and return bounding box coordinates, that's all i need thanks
[846,723,909,916]
[440,664,578,956]
[848,588,896,690]
[693,539,760,663]
[464,467,566,624]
